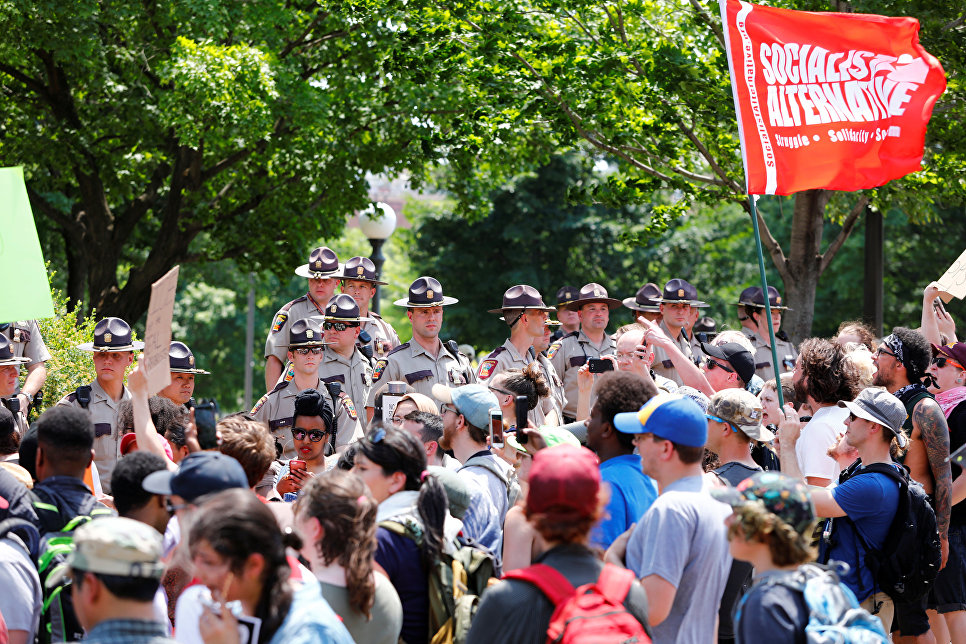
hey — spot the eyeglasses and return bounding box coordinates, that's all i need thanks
[324,321,360,331]
[292,427,329,442]
[488,386,513,397]
[705,358,735,373]
[932,355,964,370]
[616,351,643,361]
[706,414,738,433]
[874,347,897,358]
[440,403,458,416]
[294,347,324,355]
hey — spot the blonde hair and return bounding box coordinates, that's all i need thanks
[842,343,875,388]
[713,330,755,355]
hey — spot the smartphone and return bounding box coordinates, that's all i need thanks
[934,297,946,314]
[588,358,614,373]
[514,395,528,432]
[289,459,306,474]
[489,410,504,449]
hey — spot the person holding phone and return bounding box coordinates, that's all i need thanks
[275,389,337,497]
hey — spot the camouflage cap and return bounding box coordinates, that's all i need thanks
[708,388,773,442]
[712,471,816,535]
[46,517,164,589]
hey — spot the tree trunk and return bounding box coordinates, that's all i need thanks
[777,189,830,343]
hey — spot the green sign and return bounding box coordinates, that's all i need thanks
[0,167,54,321]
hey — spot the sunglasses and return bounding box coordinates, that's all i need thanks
[705,358,735,373]
[932,355,964,370]
[706,414,738,433]
[292,427,329,442]
[294,347,324,355]
[324,321,360,331]
[488,386,513,397]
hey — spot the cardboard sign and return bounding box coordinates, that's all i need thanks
[0,167,54,321]
[936,248,966,302]
[142,266,180,394]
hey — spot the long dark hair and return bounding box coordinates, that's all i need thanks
[357,423,448,570]
[189,489,293,640]
[296,471,378,617]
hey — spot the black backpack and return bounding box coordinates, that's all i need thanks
[834,462,941,603]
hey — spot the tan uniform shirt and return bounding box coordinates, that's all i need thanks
[362,312,401,359]
[57,380,129,494]
[651,320,696,386]
[477,340,556,427]
[318,346,373,415]
[3,320,51,379]
[548,330,615,419]
[741,327,798,381]
[251,378,363,459]
[367,340,475,408]
[264,294,327,364]
[535,352,566,426]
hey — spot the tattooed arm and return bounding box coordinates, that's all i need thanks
[914,398,952,568]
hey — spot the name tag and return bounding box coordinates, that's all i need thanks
[661,359,673,369]
[569,356,588,368]
[269,417,293,432]
[322,374,346,384]
[94,423,112,438]
[405,370,433,385]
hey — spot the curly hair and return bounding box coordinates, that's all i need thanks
[217,415,275,488]
[890,326,931,384]
[795,338,860,405]
[728,502,816,567]
[594,371,657,450]
[836,320,877,352]
[295,471,378,618]
[496,363,550,411]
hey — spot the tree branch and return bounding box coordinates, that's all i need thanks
[819,195,868,273]
[742,198,791,284]
[688,0,726,49]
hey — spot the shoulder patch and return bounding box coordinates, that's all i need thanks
[547,342,562,360]
[251,392,270,414]
[271,312,288,334]
[340,392,358,420]
[372,359,388,382]
[478,359,498,380]
[386,342,410,357]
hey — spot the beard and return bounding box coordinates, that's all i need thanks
[438,423,455,451]
[793,375,808,403]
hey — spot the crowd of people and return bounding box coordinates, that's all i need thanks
[0,244,964,644]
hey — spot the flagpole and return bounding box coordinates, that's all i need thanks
[748,194,786,410]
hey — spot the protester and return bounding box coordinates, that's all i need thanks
[215,414,276,497]
[0,497,42,644]
[390,392,438,425]
[488,364,552,428]
[294,470,404,644]
[399,410,459,469]
[835,320,877,352]
[275,389,337,497]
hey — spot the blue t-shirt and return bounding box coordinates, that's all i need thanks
[824,466,900,602]
[591,454,658,549]
[375,526,428,644]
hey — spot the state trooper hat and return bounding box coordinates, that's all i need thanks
[736,285,790,311]
[169,341,210,375]
[564,283,623,311]
[0,335,30,366]
[323,294,373,323]
[555,286,580,309]
[394,276,458,307]
[654,278,705,307]
[282,318,327,348]
[339,256,388,285]
[294,246,341,279]
[623,283,662,313]
[77,317,144,352]
[488,285,555,314]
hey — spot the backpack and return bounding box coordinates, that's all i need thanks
[380,519,499,644]
[503,563,650,644]
[834,462,941,603]
[459,455,522,509]
[739,563,888,643]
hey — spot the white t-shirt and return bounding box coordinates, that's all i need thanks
[0,536,42,642]
[796,405,846,483]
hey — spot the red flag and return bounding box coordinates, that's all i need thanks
[720,0,946,195]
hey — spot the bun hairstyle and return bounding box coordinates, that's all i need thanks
[296,471,378,617]
[294,388,334,432]
[357,422,448,571]
[500,363,550,411]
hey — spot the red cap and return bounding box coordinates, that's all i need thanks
[527,445,600,517]
[934,342,966,369]
[119,432,139,456]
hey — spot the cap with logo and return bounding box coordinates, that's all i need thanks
[339,256,388,285]
[654,278,707,307]
[0,335,30,366]
[77,317,145,352]
[736,285,790,311]
[431,383,498,429]
[932,342,966,369]
[708,389,773,442]
[555,286,580,309]
[294,247,341,279]
[142,451,249,503]
[837,387,908,448]
[623,283,662,313]
[564,283,623,312]
[323,294,373,323]
[282,318,327,348]
[527,445,601,517]
[711,471,817,535]
[488,285,555,314]
[169,341,210,375]
[700,341,757,385]
[394,276,458,307]
[613,393,708,448]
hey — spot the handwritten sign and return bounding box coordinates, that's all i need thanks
[0,167,54,321]
[142,266,180,394]
[937,248,966,303]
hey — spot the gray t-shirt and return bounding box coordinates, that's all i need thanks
[625,474,733,644]
[0,535,42,641]
[320,574,403,644]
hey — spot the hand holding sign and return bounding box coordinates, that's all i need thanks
[142,266,180,394]
[936,248,966,303]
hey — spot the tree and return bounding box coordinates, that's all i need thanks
[430,0,965,341]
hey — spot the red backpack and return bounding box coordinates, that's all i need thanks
[502,563,651,644]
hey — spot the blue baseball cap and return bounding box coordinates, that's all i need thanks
[141,452,249,502]
[613,394,708,448]
[432,383,499,430]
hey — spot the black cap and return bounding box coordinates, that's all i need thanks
[141,452,248,503]
[700,341,756,385]
[77,318,145,352]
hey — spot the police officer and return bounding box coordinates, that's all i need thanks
[338,256,400,357]
[263,246,341,391]
[0,335,30,435]
[550,286,580,342]
[651,278,705,386]
[622,282,664,324]
[548,283,620,423]
[736,285,798,380]
[57,317,142,493]
[365,276,474,418]
[318,294,374,412]
[1,319,50,415]
[158,341,209,407]
[252,318,363,459]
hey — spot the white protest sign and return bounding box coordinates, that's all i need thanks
[142,266,180,394]
[936,248,966,303]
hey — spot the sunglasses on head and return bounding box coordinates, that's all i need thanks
[706,414,738,433]
[294,347,323,355]
[292,427,329,442]
[324,321,360,332]
[705,358,735,373]
[932,355,964,370]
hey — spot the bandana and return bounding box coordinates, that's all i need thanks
[893,382,930,407]
[883,333,925,383]
[936,387,966,419]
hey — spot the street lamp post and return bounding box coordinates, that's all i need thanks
[357,202,396,315]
